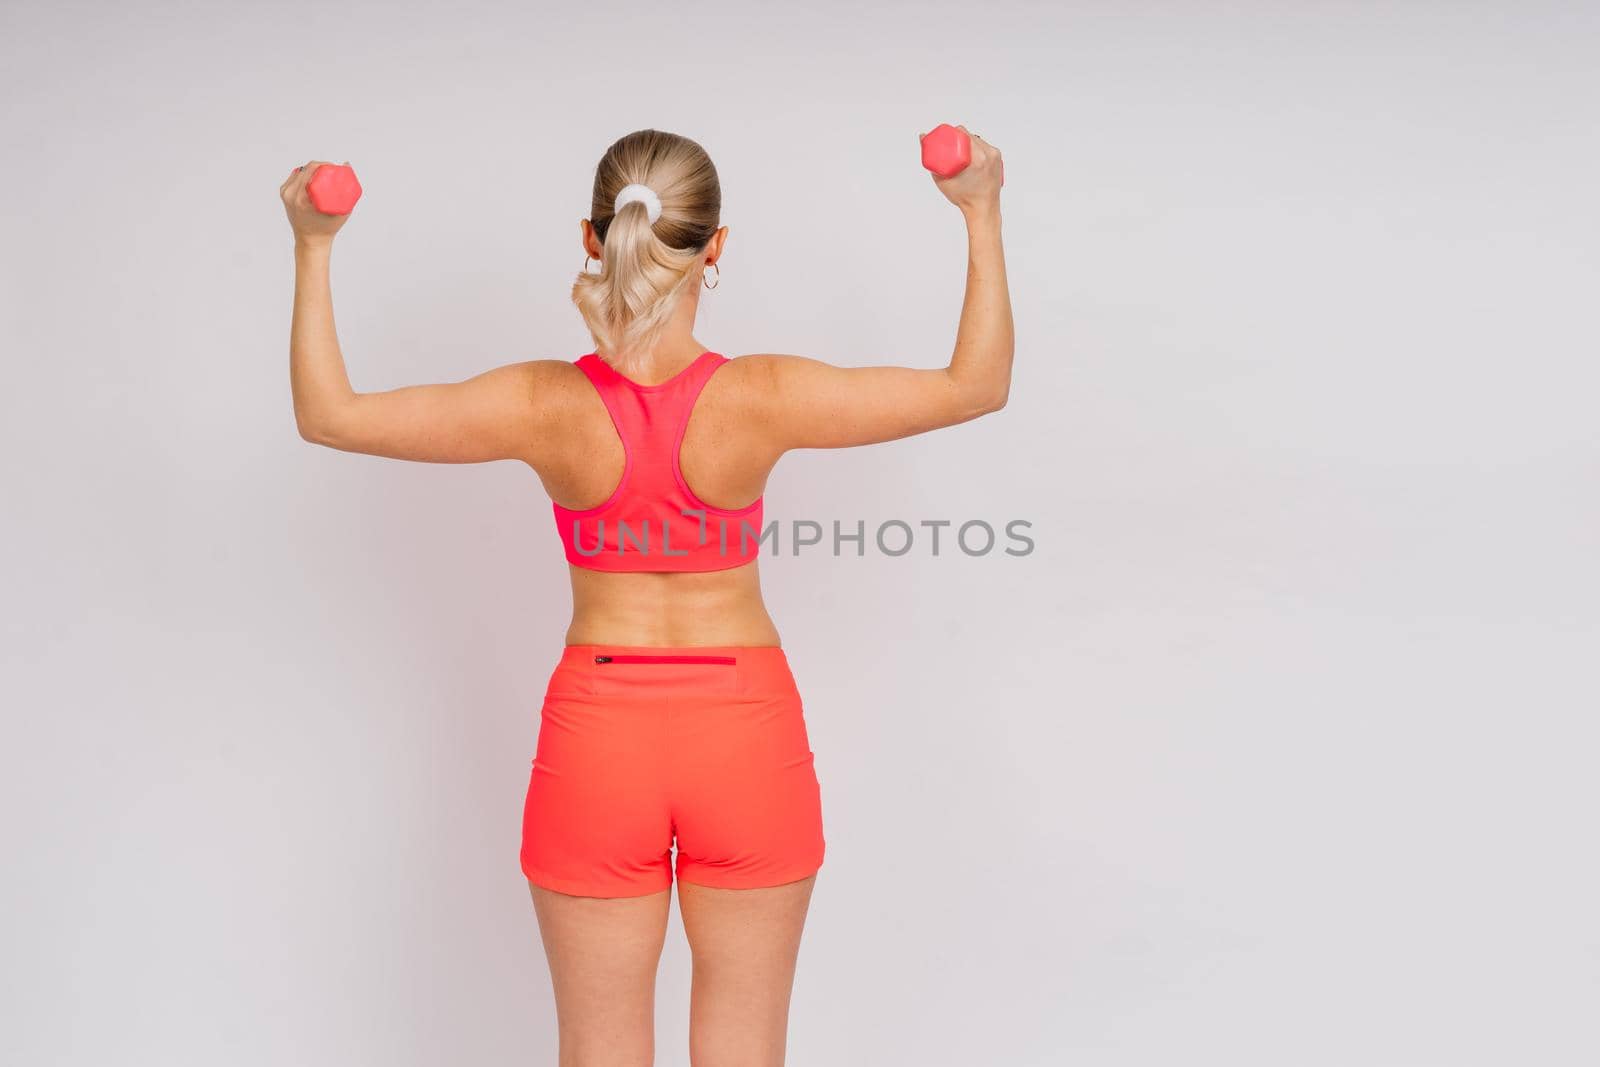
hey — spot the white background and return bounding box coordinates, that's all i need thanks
[3,2,1597,1064]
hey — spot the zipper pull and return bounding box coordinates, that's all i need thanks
[594,655,612,664]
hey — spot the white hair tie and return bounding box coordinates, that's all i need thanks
[613,183,662,224]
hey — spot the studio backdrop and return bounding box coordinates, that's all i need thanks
[3,2,1596,1065]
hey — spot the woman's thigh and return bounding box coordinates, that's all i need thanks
[678,875,817,1067]
[529,883,671,1067]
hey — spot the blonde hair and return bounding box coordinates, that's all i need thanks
[572,130,722,374]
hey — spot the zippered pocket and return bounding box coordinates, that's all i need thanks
[594,654,737,665]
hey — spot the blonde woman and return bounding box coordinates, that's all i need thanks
[282,127,1011,1066]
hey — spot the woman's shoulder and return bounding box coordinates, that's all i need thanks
[520,358,614,433]
[711,352,828,394]
[525,357,602,396]
[699,353,795,417]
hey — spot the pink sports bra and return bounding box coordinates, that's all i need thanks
[553,351,765,572]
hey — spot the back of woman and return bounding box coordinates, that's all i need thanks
[281,126,1011,1065]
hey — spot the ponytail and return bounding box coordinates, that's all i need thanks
[571,130,722,374]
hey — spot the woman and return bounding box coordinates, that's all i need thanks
[282,127,1011,1067]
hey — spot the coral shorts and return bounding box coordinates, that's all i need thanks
[521,645,826,898]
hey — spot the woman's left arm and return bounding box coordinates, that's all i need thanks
[284,162,550,464]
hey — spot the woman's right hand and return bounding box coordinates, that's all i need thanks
[923,125,1004,215]
[280,160,349,244]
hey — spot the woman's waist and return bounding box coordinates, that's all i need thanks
[565,564,781,648]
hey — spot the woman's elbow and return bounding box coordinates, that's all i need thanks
[296,408,346,448]
[296,389,369,448]
[949,362,1010,417]
[294,411,322,444]
[969,381,1009,418]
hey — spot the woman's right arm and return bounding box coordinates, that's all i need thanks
[748,128,1013,450]
[283,161,560,466]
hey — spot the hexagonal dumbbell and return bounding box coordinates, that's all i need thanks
[920,123,972,179]
[304,163,363,216]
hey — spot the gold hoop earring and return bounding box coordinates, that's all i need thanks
[703,263,720,290]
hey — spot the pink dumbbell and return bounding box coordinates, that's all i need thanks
[920,124,1002,186]
[920,124,972,178]
[300,163,363,215]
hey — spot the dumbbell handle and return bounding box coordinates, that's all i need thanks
[301,163,363,216]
